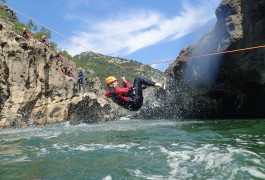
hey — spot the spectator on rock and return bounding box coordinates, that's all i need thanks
[55,51,63,66]
[22,28,31,40]
[55,51,61,61]
[77,67,86,92]
[39,35,48,45]
[66,67,74,78]
[61,67,67,75]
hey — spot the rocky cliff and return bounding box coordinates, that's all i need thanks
[137,0,265,119]
[0,23,126,128]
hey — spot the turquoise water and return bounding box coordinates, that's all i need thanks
[0,119,265,180]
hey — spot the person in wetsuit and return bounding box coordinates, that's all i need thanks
[105,76,162,111]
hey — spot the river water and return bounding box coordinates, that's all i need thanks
[0,119,265,180]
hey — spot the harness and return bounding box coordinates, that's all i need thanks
[108,87,131,108]
[108,87,142,111]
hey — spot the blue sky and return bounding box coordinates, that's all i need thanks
[6,0,221,71]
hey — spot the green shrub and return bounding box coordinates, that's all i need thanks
[0,7,9,20]
[12,22,26,34]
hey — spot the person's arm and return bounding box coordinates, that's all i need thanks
[122,77,131,88]
[26,33,32,39]
[123,82,131,88]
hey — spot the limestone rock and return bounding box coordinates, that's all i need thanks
[0,23,125,128]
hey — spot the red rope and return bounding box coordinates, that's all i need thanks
[124,45,265,69]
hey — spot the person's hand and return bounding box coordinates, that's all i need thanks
[122,77,127,82]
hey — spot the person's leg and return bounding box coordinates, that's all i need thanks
[133,76,156,97]
[81,79,86,92]
[129,76,161,111]
[78,80,81,92]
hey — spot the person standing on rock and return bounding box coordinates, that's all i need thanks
[77,67,86,92]
[22,28,31,40]
[105,75,162,111]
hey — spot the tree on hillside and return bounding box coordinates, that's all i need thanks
[26,19,38,32]
[50,42,58,51]
[32,26,52,39]
[39,26,52,39]
[0,0,9,20]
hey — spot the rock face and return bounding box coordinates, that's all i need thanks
[137,0,265,119]
[0,23,126,128]
[0,5,17,29]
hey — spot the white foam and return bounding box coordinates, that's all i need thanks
[157,143,265,179]
[119,117,130,121]
[241,167,265,179]
[52,143,70,150]
[71,143,138,152]
[63,121,71,128]
[227,147,261,158]
[129,169,165,180]
[102,175,112,180]
[179,145,194,149]
[159,146,193,179]
[37,148,49,157]
[12,155,31,162]
[138,146,148,150]
[0,126,62,142]
[74,145,96,152]
[252,158,262,165]
[256,141,265,145]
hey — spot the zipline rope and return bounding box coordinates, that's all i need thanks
[123,45,265,69]
[3,3,265,71]
[3,3,125,70]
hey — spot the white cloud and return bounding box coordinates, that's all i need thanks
[59,0,219,56]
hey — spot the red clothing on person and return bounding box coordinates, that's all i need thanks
[105,81,132,102]
[22,31,31,39]
[40,38,47,45]
[25,33,31,39]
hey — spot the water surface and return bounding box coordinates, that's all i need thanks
[0,119,265,179]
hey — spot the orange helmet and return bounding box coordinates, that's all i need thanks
[105,76,117,85]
